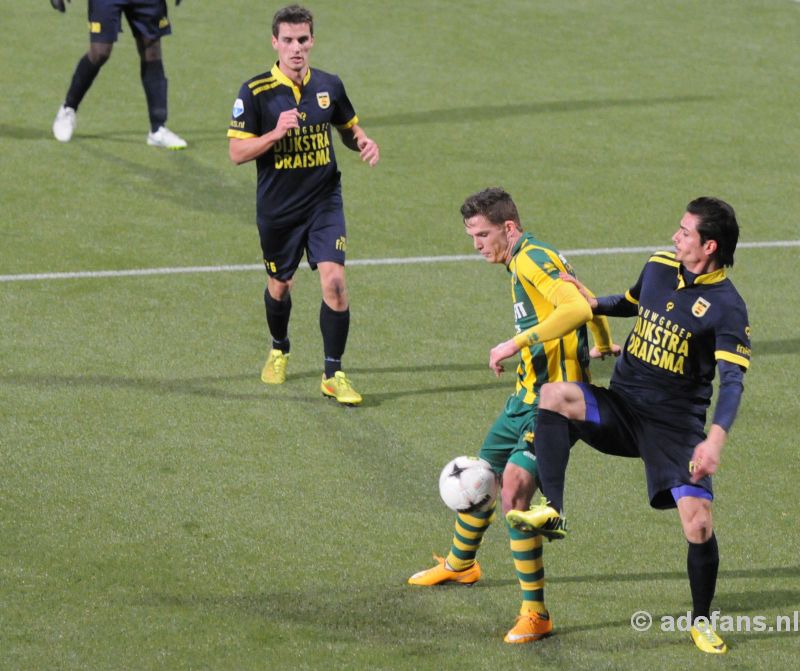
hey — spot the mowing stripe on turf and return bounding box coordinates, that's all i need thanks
[1,240,798,283]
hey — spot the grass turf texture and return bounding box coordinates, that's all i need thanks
[2,1,799,669]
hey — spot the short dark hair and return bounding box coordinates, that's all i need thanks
[272,4,314,37]
[686,196,739,267]
[460,187,521,227]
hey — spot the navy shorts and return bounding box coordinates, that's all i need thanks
[88,0,171,43]
[258,188,346,281]
[571,383,712,509]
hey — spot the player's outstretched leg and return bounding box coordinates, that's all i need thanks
[408,506,494,586]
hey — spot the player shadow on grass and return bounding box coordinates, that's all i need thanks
[366,94,716,128]
[0,124,225,144]
[0,362,503,405]
[485,565,800,589]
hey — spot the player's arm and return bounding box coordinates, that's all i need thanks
[690,360,746,482]
[558,270,640,319]
[489,280,592,377]
[50,0,68,12]
[337,123,379,166]
[229,109,299,165]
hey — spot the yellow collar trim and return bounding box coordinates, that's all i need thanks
[677,266,727,289]
[271,63,311,104]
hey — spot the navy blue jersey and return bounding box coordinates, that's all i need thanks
[228,63,358,225]
[608,251,751,420]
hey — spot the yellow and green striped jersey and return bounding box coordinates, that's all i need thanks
[508,233,592,404]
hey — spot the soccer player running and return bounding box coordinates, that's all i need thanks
[228,4,379,406]
[51,0,187,149]
[409,188,618,644]
[506,197,750,654]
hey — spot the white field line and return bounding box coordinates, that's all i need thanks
[0,240,798,283]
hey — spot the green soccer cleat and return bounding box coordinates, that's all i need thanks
[505,497,567,540]
[261,349,289,384]
[691,621,727,654]
[321,371,362,406]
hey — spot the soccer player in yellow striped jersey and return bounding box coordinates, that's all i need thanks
[409,187,619,644]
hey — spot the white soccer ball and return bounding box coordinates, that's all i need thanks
[438,456,498,513]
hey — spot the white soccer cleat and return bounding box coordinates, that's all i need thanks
[147,126,187,150]
[52,105,77,142]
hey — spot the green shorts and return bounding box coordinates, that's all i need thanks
[478,393,539,478]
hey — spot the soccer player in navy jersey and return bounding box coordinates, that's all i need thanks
[228,4,379,406]
[409,188,619,644]
[506,197,751,654]
[51,0,187,149]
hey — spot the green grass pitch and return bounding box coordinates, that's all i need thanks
[2,1,799,669]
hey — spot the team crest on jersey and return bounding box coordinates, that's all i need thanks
[316,92,331,109]
[232,98,244,118]
[692,297,711,317]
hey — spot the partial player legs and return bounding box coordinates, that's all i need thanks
[504,526,552,643]
[677,496,726,653]
[407,506,494,586]
[261,281,293,385]
[53,43,112,142]
[318,262,361,405]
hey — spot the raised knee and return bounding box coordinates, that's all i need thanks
[539,382,568,411]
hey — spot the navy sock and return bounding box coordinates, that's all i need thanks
[65,54,102,110]
[264,290,291,353]
[140,59,167,131]
[688,533,719,622]
[320,301,349,376]
[533,409,572,512]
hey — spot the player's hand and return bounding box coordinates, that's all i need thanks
[590,344,622,360]
[273,109,300,139]
[489,339,520,378]
[357,136,380,166]
[689,438,723,483]
[51,0,69,12]
[559,272,597,309]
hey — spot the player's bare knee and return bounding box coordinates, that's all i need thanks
[539,382,572,413]
[137,38,162,61]
[680,505,713,543]
[322,278,348,309]
[88,43,112,66]
[267,279,291,301]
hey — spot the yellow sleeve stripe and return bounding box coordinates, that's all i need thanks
[227,130,258,139]
[716,351,750,369]
[649,254,680,269]
[248,76,276,89]
[624,289,639,305]
[335,115,359,131]
[252,81,281,96]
